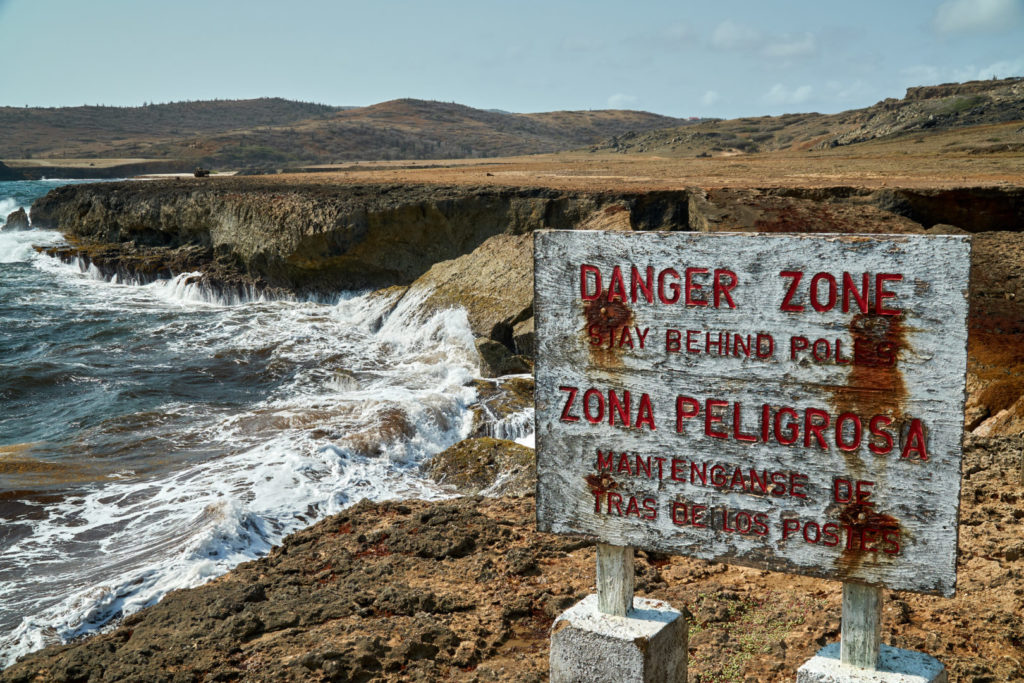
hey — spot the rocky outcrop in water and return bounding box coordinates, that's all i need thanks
[2,208,29,231]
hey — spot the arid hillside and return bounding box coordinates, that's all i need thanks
[589,77,1024,157]
[0,98,688,167]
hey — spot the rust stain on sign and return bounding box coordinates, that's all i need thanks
[835,503,904,578]
[585,471,619,493]
[843,312,908,414]
[829,311,910,475]
[582,288,633,367]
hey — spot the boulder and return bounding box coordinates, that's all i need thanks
[3,207,29,231]
[405,233,534,345]
[973,394,1024,437]
[422,436,535,497]
[475,338,531,378]
[512,317,535,357]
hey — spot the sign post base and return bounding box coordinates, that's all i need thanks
[549,594,687,683]
[797,643,947,683]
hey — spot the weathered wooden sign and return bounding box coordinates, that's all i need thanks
[534,231,970,596]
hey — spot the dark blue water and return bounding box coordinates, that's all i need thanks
[0,180,484,667]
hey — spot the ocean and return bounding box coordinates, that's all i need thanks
[0,179,529,668]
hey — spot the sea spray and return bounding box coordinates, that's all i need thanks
[0,180,487,668]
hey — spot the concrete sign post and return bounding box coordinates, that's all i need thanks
[534,231,970,682]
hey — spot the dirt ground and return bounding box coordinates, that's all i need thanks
[230,124,1024,192]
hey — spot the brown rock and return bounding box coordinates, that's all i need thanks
[423,436,535,496]
[513,316,535,356]
[406,232,534,344]
[474,337,531,378]
[467,376,534,439]
[2,207,29,231]
[974,394,1024,436]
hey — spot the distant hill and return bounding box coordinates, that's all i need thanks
[0,98,688,167]
[0,98,341,159]
[5,78,1019,170]
[589,77,1024,157]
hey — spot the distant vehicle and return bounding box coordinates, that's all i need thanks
[194,167,211,178]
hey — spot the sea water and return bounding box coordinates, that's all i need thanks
[0,180,531,668]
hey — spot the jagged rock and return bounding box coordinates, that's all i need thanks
[423,436,535,496]
[405,233,534,345]
[926,223,970,235]
[2,207,29,231]
[475,338,531,378]
[467,376,534,439]
[4,437,1024,682]
[512,317,535,356]
[27,181,621,294]
[974,394,1024,436]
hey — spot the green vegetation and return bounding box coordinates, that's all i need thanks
[939,95,987,115]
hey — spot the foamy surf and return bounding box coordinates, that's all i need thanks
[0,224,483,668]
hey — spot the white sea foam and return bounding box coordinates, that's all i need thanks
[0,269,481,668]
[487,407,535,443]
[0,197,20,224]
[0,229,63,264]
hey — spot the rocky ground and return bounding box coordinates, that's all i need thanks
[6,149,1024,681]
[2,435,1021,683]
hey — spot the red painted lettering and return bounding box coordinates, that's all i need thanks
[810,272,837,312]
[713,269,738,308]
[658,268,681,304]
[835,413,863,452]
[780,271,804,312]
[580,264,601,301]
[631,266,654,304]
[774,407,799,445]
[842,272,870,313]
[583,388,604,424]
[685,267,709,306]
[868,415,894,455]
[665,328,681,352]
[705,399,728,439]
[607,266,627,303]
[636,393,656,431]
[675,396,700,432]
[559,386,580,422]
[733,402,757,442]
[804,408,830,449]
[875,273,902,315]
[782,518,800,539]
[790,335,809,360]
[900,418,929,460]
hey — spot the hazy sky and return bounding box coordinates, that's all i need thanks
[1,0,1021,118]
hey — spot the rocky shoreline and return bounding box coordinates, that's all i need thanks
[4,177,1023,680]
[24,177,1024,405]
[2,435,1022,682]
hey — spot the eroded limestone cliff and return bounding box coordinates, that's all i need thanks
[28,178,1024,427]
